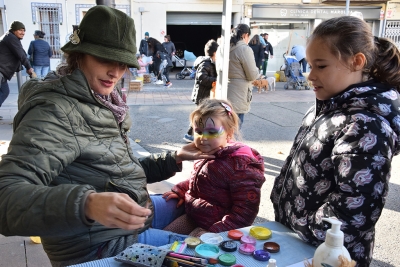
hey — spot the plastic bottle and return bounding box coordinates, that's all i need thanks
[313,217,351,267]
[267,258,277,267]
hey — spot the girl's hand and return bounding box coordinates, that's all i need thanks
[163,191,184,208]
[175,142,219,163]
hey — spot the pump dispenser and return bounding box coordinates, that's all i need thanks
[313,217,351,267]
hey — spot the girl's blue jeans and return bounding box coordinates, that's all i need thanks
[137,194,187,246]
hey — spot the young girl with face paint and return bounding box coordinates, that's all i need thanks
[163,99,265,236]
[270,16,400,267]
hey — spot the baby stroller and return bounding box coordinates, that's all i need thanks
[175,50,196,80]
[282,53,310,90]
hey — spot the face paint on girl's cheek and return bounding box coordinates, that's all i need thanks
[194,126,225,139]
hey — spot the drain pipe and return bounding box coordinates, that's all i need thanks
[96,0,115,8]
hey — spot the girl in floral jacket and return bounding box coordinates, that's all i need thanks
[164,99,265,236]
[270,16,400,267]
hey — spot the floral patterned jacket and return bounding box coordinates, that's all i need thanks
[270,80,400,267]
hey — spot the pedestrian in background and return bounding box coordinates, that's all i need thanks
[227,24,260,128]
[147,37,167,85]
[290,45,307,73]
[139,32,150,56]
[28,30,52,79]
[262,33,274,76]
[183,39,219,142]
[271,16,400,266]
[249,34,264,71]
[162,35,176,60]
[0,21,33,119]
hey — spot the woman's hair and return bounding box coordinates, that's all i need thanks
[230,24,251,46]
[204,39,219,57]
[34,30,45,38]
[147,37,162,54]
[190,99,240,140]
[64,52,85,74]
[249,34,260,45]
[164,35,171,42]
[308,16,400,91]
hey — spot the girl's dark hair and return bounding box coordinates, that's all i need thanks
[308,16,400,91]
[204,39,219,57]
[164,35,171,42]
[249,34,260,45]
[230,24,251,46]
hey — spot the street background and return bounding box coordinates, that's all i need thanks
[0,70,399,266]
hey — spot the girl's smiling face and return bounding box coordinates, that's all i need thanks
[306,38,364,100]
[193,116,230,153]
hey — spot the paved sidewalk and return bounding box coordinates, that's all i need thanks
[0,72,315,267]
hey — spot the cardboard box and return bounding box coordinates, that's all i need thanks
[129,80,143,91]
[143,74,151,83]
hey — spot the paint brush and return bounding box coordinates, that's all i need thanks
[165,256,208,267]
[168,252,208,265]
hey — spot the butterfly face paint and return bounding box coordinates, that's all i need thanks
[193,116,229,153]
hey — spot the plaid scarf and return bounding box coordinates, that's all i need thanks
[94,89,129,124]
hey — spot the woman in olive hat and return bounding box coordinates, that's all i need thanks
[0,6,217,267]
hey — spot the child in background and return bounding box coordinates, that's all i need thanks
[270,16,400,267]
[183,39,219,142]
[164,99,265,236]
[136,54,152,74]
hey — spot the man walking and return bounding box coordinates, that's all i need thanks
[139,32,150,56]
[0,21,33,119]
[262,33,273,76]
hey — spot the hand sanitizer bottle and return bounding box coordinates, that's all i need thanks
[267,258,277,267]
[313,217,351,267]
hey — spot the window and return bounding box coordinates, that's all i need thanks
[31,3,62,58]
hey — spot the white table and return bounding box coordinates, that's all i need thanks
[69,221,316,267]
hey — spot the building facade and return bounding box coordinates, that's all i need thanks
[0,0,397,72]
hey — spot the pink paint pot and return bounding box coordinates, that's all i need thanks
[238,243,255,255]
[240,235,256,246]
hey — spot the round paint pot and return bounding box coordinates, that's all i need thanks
[263,241,280,253]
[218,253,236,266]
[238,243,255,255]
[253,249,271,261]
[200,233,224,245]
[219,240,238,252]
[231,265,245,267]
[240,235,256,246]
[195,243,220,260]
[249,226,272,240]
[228,229,244,240]
[185,237,201,249]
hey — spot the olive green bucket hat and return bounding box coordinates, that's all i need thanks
[61,5,139,68]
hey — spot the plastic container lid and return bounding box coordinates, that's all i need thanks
[240,235,257,246]
[195,243,220,260]
[228,229,244,240]
[218,253,236,266]
[253,249,271,261]
[219,240,238,252]
[200,233,224,245]
[238,243,256,255]
[263,241,280,253]
[249,226,272,240]
[185,237,201,248]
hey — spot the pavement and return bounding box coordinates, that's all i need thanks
[0,70,399,267]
